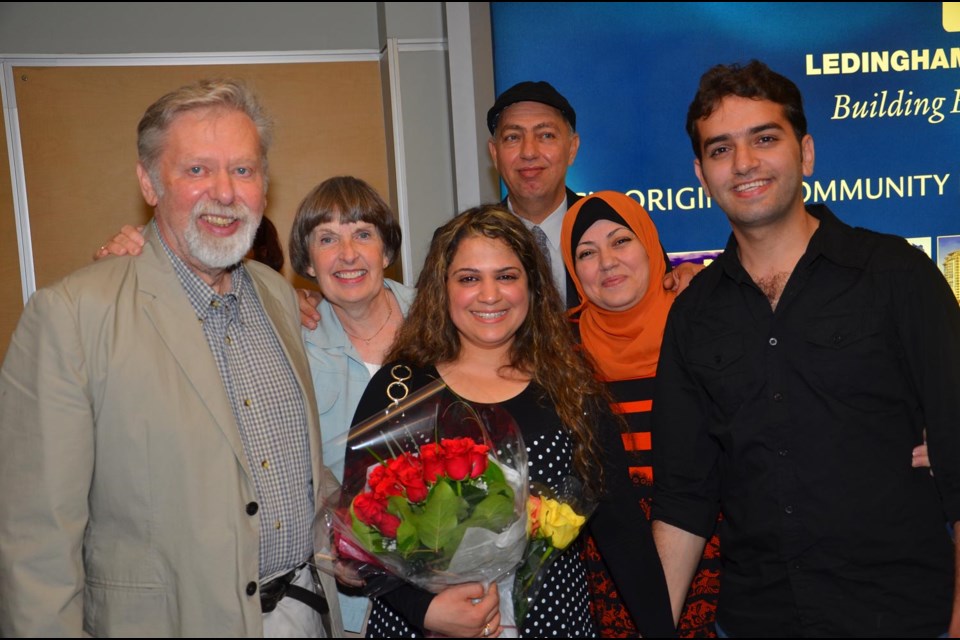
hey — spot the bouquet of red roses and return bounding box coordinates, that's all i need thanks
[320,375,529,600]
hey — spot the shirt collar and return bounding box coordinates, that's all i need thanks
[506,193,568,248]
[716,204,865,282]
[153,219,248,320]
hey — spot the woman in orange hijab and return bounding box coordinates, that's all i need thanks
[561,191,720,638]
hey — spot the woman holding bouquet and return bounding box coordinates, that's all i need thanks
[559,191,720,638]
[348,205,674,638]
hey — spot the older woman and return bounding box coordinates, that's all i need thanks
[561,191,718,637]
[282,176,415,632]
[287,176,414,480]
[348,205,674,638]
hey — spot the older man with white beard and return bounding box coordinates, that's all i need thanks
[0,79,342,638]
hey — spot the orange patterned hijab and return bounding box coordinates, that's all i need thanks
[561,191,675,381]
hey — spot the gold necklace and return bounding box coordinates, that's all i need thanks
[342,301,394,345]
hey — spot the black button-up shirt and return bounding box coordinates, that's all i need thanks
[652,205,960,636]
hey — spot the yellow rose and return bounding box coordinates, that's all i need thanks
[537,497,586,550]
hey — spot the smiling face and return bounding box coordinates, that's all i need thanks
[693,96,814,232]
[137,107,266,283]
[488,101,580,222]
[573,219,650,312]
[446,234,530,357]
[305,220,388,311]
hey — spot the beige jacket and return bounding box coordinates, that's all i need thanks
[0,225,343,637]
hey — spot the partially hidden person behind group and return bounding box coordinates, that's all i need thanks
[346,204,675,638]
[651,60,960,637]
[251,215,286,273]
[560,190,720,637]
[0,79,342,636]
[485,80,698,309]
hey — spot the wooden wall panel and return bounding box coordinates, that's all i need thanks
[9,61,391,301]
[0,112,22,361]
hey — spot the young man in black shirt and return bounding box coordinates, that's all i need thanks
[651,60,960,637]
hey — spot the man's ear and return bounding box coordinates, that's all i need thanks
[801,134,815,177]
[487,138,500,174]
[136,163,159,206]
[566,132,580,167]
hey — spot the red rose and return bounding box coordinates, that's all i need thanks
[397,464,429,503]
[368,465,403,500]
[467,442,490,478]
[420,443,444,484]
[353,492,388,527]
[387,453,419,475]
[441,438,490,480]
[378,512,402,538]
[440,438,473,481]
[383,453,429,503]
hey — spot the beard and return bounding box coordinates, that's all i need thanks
[184,201,260,269]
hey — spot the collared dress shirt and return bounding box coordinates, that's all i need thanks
[160,225,314,579]
[652,205,960,636]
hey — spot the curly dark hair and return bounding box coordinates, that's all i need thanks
[686,60,807,160]
[387,204,610,493]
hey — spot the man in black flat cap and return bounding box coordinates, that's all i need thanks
[487,81,583,307]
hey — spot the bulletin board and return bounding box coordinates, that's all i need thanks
[0,118,21,360]
[2,60,392,359]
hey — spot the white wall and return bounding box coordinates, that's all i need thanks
[0,3,382,53]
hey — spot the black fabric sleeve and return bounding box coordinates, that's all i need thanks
[589,405,677,637]
[349,362,437,632]
[891,248,960,524]
[650,306,722,539]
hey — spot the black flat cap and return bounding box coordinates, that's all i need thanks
[486,81,576,134]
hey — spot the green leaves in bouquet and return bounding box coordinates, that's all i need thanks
[376,462,517,563]
[415,480,465,551]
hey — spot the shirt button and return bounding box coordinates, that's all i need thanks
[261,459,270,469]
[768,337,778,346]
[773,392,784,402]
[225,336,233,345]
[785,505,794,514]
[244,398,252,407]
[275,520,282,530]
[246,502,258,516]
[246,581,257,596]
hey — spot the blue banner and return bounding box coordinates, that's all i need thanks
[491,2,960,286]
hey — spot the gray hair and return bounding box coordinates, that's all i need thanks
[137,79,273,181]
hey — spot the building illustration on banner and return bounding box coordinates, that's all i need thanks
[938,235,960,303]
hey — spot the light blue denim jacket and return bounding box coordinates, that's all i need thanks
[302,279,416,633]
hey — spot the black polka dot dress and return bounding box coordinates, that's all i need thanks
[352,365,598,638]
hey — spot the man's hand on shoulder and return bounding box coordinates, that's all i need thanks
[663,261,705,295]
[299,289,323,330]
